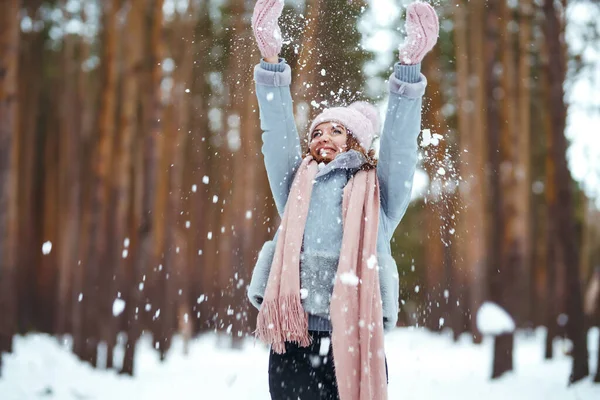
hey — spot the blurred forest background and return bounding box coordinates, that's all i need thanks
[1,0,600,384]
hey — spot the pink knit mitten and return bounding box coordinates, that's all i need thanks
[251,0,284,59]
[398,2,439,65]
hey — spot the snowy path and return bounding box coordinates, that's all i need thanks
[0,328,598,399]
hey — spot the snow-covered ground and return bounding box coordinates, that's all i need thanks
[0,327,598,399]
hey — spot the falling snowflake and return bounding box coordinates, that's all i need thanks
[42,241,52,255]
[339,272,359,286]
[112,299,126,317]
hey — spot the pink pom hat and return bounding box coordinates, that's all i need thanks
[308,101,380,152]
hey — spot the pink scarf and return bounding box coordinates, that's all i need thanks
[256,155,387,400]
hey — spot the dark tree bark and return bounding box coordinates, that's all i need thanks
[103,0,143,370]
[16,11,45,336]
[81,0,120,367]
[485,0,514,379]
[454,0,488,344]
[157,4,195,359]
[187,2,212,337]
[516,0,534,328]
[71,7,94,360]
[0,0,20,374]
[121,0,164,376]
[56,8,83,336]
[544,92,558,360]
[422,45,453,334]
[492,333,514,379]
[543,0,589,384]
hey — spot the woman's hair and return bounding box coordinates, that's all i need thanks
[346,131,378,171]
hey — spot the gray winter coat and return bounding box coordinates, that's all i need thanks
[247,59,427,331]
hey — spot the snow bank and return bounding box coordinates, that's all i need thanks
[1,327,598,399]
[476,301,516,336]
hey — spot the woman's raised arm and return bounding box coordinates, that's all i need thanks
[252,0,302,216]
[378,2,439,227]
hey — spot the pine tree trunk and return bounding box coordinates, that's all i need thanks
[187,4,211,336]
[81,0,120,367]
[121,0,164,375]
[542,0,589,383]
[103,0,144,370]
[492,333,514,379]
[72,9,93,359]
[56,23,82,336]
[469,0,489,344]
[422,45,451,333]
[16,18,45,335]
[0,0,20,367]
[39,97,60,333]
[159,5,195,359]
[516,0,534,328]
[486,0,514,379]
[496,0,519,370]
[541,37,558,359]
[460,0,488,344]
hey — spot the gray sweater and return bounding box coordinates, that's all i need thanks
[247,59,426,332]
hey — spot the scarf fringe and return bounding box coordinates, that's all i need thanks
[255,294,312,354]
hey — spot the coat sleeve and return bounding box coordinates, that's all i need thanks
[254,58,302,216]
[378,252,400,331]
[377,63,427,228]
[247,240,277,310]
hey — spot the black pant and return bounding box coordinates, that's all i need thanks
[268,331,388,400]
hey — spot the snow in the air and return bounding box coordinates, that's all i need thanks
[41,241,52,255]
[112,299,126,317]
[299,288,309,299]
[367,254,378,269]
[339,272,360,286]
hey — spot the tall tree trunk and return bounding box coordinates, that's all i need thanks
[72,8,94,359]
[240,22,266,341]
[516,0,534,328]
[541,35,558,359]
[121,0,164,375]
[16,14,45,335]
[104,0,144,370]
[495,0,520,375]
[39,92,60,333]
[485,0,513,379]
[82,0,120,366]
[542,0,589,383]
[422,45,452,333]
[469,0,489,344]
[226,0,259,347]
[0,0,20,369]
[187,3,211,336]
[158,5,195,359]
[56,23,82,336]
[460,0,488,344]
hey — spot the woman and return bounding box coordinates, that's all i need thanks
[247,1,439,399]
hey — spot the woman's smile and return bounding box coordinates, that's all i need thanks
[309,122,349,163]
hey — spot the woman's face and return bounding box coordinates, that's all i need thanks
[309,122,348,163]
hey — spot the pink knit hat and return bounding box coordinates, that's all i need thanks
[308,101,380,152]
